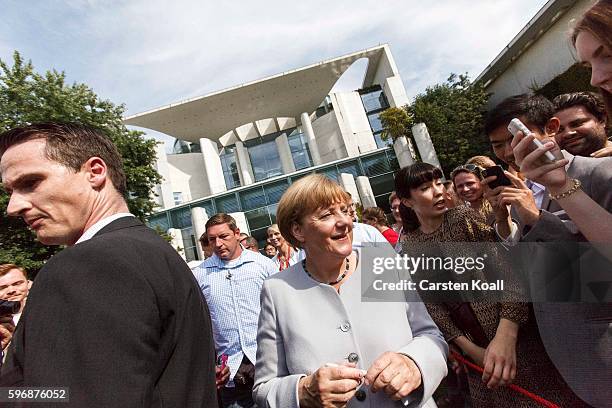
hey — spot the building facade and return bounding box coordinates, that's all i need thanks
[124,45,439,261]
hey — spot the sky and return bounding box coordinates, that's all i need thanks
[1,0,550,150]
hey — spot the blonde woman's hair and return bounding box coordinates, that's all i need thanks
[276,174,349,248]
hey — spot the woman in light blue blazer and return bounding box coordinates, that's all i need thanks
[253,174,448,408]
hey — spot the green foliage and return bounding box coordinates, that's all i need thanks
[407,73,490,177]
[0,51,161,275]
[379,107,413,141]
[532,63,597,100]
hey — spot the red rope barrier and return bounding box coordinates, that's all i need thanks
[450,351,560,408]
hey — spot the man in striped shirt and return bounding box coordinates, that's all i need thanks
[193,213,277,408]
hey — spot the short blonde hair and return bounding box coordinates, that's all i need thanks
[466,155,496,169]
[277,174,349,248]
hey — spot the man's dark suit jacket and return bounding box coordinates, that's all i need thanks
[1,217,217,407]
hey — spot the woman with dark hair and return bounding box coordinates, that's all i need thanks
[394,162,588,407]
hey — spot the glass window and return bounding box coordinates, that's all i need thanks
[369,173,396,196]
[367,112,384,133]
[247,139,283,182]
[265,181,289,204]
[362,153,392,177]
[317,167,338,182]
[337,162,361,178]
[360,89,388,112]
[374,132,393,149]
[287,132,312,170]
[245,207,272,231]
[215,194,240,214]
[147,214,169,232]
[193,201,215,219]
[170,207,192,229]
[181,227,198,262]
[173,192,183,206]
[220,146,241,190]
[240,187,267,211]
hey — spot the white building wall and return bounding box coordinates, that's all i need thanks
[167,153,209,203]
[311,111,348,163]
[485,0,590,107]
[331,91,378,158]
[371,45,400,86]
[153,144,174,209]
[384,75,410,108]
[200,138,227,195]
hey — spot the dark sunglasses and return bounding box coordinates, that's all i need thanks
[451,164,483,179]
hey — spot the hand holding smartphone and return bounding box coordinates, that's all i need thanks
[480,165,512,189]
[507,118,557,163]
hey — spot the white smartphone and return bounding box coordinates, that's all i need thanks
[507,118,557,162]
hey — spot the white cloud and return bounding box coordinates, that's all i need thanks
[1,0,550,148]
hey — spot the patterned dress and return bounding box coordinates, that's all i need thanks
[401,206,588,407]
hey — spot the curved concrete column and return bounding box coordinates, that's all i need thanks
[191,207,209,260]
[229,212,250,235]
[393,136,416,168]
[234,140,255,185]
[199,138,227,194]
[338,173,360,204]
[300,112,322,165]
[168,228,186,260]
[356,176,377,208]
[275,133,296,174]
[412,123,442,169]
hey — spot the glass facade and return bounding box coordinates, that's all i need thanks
[287,129,312,170]
[220,146,241,190]
[153,148,400,262]
[246,135,283,182]
[360,86,391,149]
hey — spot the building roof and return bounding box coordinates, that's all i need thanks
[476,0,577,88]
[124,44,396,143]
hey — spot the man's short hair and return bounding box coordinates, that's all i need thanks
[205,213,239,233]
[0,263,28,279]
[0,122,127,195]
[553,92,607,123]
[485,94,555,135]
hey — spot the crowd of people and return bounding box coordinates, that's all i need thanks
[0,1,610,407]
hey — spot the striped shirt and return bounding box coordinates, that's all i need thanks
[193,248,277,385]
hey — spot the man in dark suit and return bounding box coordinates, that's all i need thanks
[0,123,217,407]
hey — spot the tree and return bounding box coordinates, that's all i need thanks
[379,106,413,142]
[406,73,490,177]
[0,51,161,274]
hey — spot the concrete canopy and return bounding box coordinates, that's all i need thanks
[123,44,397,143]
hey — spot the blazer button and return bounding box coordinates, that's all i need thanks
[348,352,359,363]
[355,389,366,401]
[340,322,351,332]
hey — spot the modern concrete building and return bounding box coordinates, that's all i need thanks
[125,44,438,261]
[477,0,593,106]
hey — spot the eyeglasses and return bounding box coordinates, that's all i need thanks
[451,164,483,179]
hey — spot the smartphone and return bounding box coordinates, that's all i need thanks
[216,354,228,370]
[481,165,512,189]
[507,118,557,163]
